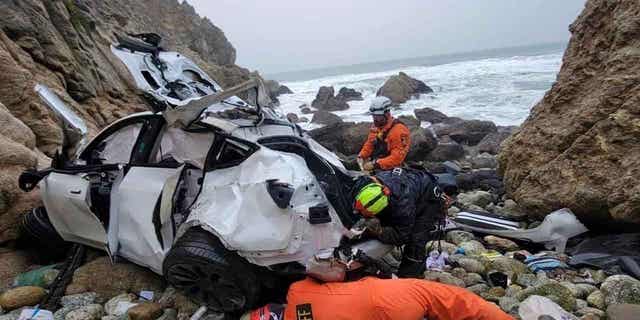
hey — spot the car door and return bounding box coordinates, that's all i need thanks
[108,119,215,274]
[41,115,151,250]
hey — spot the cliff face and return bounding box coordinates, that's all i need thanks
[499,0,640,225]
[0,0,249,243]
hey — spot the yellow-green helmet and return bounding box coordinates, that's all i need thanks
[354,183,389,217]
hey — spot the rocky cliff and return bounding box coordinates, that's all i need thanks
[499,0,640,225]
[0,0,249,244]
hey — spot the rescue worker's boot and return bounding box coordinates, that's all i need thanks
[397,244,426,278]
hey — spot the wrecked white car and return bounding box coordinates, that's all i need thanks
[18,34,390,312]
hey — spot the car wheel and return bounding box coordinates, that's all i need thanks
[163,227,261,313]
[20,207,69,259]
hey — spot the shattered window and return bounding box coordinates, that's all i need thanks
[94,123,143,164]
[152,128,215,169]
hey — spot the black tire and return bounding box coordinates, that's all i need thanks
[163,227,261,313]
[20,206,70,260]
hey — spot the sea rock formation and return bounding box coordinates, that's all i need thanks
[377,72,433,104]
[0,0,249,244]
[498,0,640,224]
[311,86,349,111]
[335,87,363,102]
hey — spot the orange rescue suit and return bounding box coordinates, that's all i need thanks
[358,116,411,170]
[284,277,513,320]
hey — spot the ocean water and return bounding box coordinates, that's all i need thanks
[274,44,564,128]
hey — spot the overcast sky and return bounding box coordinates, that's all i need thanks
[188,0,586,73]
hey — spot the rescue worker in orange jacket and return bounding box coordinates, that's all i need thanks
[358,97,411,171]
[242,277,514,320]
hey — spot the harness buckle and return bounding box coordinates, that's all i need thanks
[392,167,403,175]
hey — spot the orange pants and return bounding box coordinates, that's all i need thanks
[284,277,513,320]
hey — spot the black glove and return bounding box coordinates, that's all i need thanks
[363,218,383,238]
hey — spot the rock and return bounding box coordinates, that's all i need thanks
[576,299,589,310]
[447,206,460,216]
[469,153,498,169]
[451,267,466,280]
[157,309,177,320]
[286,113,299,123]
[498,0,640,224]
[0,308,30,320]
[577,307,605,318]
[505,285,523,297]
[301,107,314,115]
[127,302,163,320]
[61,293,97,308]
[496,199,526,219]
[309,122,370,156]
[455,169,505,194]
[65,304,103,320]
[600,275,640,306]
[310,110,343,126]
[423,271,465,288]
[426,140,465,162]
[466,284,490,295]
[480,287,505,303]
[462,273,484,287]
[445,230,475,245]
[157,288,198,315]
[561,281,581,298]
[574,284,598,300]
[406,128,438,161]
[335,87,363,102]
[457,257,486,274]
[498,296,519,313]
[484,236,519,252]
[515,273,538,288]
[457,190,494,208]
[435,120,497,146]
[311,86,349,111]
[458,240,487,256]
[516,282,577,311]
[606,304,640,320]
[65,257,164,303]
[0,250,31,291]
[414,107,448,124]
[476,127,516,155]
[377,72,433,104]
[426,240,457,255]
[277,85,293,95]
[0,286,46,310]
[104,293,136,316]
[488,257,529,280]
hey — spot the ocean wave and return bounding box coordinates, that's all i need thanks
[277,52,562,127]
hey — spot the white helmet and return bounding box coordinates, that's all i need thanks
[369,96,392,115]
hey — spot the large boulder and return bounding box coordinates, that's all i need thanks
[434,120,497,145]
[498,0,640,224]
[426,138,465,162]
[311,110,343,126]
[414,107,448,123]
[476,126,517,155]
[599,275,640,306]
[377,72,433,104]
[335,87,363,102]
[309,122,370,156]
[311,86,349,111]
[66,257,164,302]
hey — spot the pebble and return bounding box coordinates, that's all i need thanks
[0,286,46,311]
[0,307,28,320]
[462,273,484,287]
[600,274,640,306]
[457,257,485,274]
[466,284,490,295]
[576,298,588,310]
[515,282,577,311]
[515,273,537,287]
[127,302,164,320]
[65,304,104,320]
[425,241,457,255]
[424,271,466,288]
[498,296,519,313]
[504,285,523,297]
[586,290,605,310]
[483,236,519,252]
[157,309,177,320]
[61,293,97,308]
[445,231,475,245]
[456,190,494,208]
[576,307,605,318]
[451,268,466,279]
[458,240,487,256]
